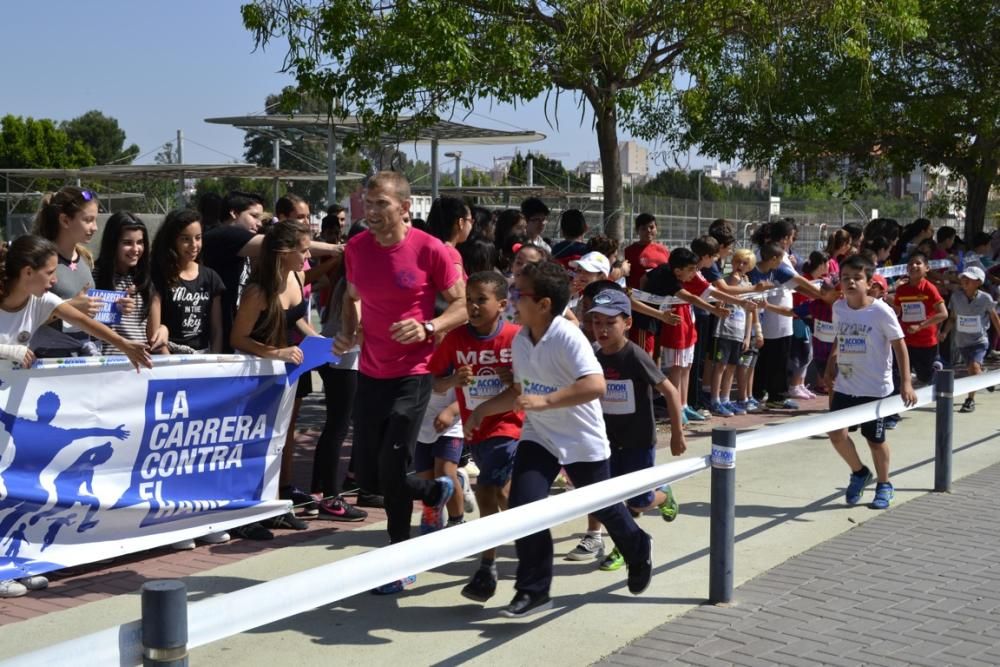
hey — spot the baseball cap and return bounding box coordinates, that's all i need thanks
[959,266,986,283]
[570,251,611,277]
[587,289,631,317]
[870,273,888,291]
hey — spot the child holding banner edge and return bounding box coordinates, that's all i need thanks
[0,235,153,597]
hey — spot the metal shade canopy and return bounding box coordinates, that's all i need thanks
[205,113,546,200]
[0,164,363,182]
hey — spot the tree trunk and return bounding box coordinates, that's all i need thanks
[963,168,996,240]
[595,103,624,242]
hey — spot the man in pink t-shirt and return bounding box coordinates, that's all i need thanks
[334,172,467,588]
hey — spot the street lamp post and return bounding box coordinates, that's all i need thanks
[444,151,463,188]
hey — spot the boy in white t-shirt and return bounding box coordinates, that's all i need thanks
[824,255,917,510]
[465,261,653,619]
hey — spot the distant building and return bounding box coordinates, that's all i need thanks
[619,141,649,179]
[575,160,602,177]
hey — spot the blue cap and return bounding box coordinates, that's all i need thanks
[587,289,631,317]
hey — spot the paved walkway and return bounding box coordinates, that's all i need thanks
[599,463,1000,667]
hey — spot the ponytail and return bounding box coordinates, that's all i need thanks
[33,186,97,268]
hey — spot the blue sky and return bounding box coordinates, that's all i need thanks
[1,1,699,177]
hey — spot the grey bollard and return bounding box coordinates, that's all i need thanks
[709,427,736,605]
[141,579,189,667]
[933,369,954,493]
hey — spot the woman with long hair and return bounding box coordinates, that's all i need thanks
[230,220,317,538]
[93,212,167,354]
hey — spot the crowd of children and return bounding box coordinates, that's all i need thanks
[3,180,999,615]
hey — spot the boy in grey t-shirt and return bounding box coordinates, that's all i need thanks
[941,267,1000,413]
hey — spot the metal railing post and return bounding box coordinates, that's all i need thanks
[934,369,954,493]
[142,580,189,666]
[709,427,736,604]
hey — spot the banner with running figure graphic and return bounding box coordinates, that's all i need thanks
[0,355,298,580]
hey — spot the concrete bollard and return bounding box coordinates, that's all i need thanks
[933,369,954,493]
[141,579,188,667]
[709,427,736,605]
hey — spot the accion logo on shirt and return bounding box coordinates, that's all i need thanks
[521,378,557,395]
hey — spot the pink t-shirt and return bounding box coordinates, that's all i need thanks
[345,227,461,378]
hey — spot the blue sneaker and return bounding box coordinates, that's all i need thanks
[371,575,417,595]
[682,405,706,422]
[746,398,762,411]
[845,468,874,505]
[869,482,894,510]
[709,400,733,417]
[419,476,455,534]
[723,400,746,415]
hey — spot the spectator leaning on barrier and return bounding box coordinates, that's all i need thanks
[333,171,465,595]
[824,254,917,511]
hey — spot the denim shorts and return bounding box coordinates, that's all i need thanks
[414,435,464,473]
[960,342,989,366]
[609,446,656,508]
[471,436,518,486]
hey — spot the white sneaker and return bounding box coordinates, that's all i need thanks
[171,539,197,550]
[17,575,48,591]
[464,459,481,478]
[0,579,27,598]
[197,531,231,545]
[456,468,477,514]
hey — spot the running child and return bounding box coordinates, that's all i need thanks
[464,261,653,618]
[940,266,1000,413]
[433,271,523,602]
[589,289,686,572]
[824,255,917,510]
[0,235,152,598]
[893,252,947,385]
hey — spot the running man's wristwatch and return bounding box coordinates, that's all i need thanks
[422,321,436,338]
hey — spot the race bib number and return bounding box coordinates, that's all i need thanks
[463,372,508,409]
[957,314,982,334]
[901,301,924,323]
[813,320,836,343]
[601,379,636,415]
[728,308,745,325]
[838,334,867,356]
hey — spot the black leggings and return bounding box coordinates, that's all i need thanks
[753,335,791,401]
[311,366,357,497]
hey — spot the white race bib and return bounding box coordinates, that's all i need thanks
[814,320,836,343]
[838,334,868,356]
[729,308,745,325]
[901,301,924,323]
[463,372,509,409]
[600,379,636,415]
[957,314,982,335]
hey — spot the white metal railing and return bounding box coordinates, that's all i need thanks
[5,369,998,667]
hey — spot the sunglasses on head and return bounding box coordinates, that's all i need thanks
[80,190,95,202]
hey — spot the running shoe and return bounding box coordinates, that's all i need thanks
[499,590,553,618]
[457,467,477,514]
[765,398,799,410]
[198,531,230,544]
[0,580,27,598]
[709,400,733,417]
[599,547,625,571]
[356,491,385,508]
[787,385,812,400]
[723,401,746,416]
[869,482,894,510]
[565,533,605,561]
[845,468,874,505]
[17,575,48,591]
[960,397,976,413]
[419,476,455,534]
[658,484,679,522]
[371,575,416,595]
[682,405,706,422]
[746,398,762,412]
[232,523,274,541]
[318,497,367,522]
[461,567,498,602]
[626,532,654,595]
[264,512,309,531]
[280,485,319,516]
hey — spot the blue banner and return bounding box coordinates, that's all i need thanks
[0,355,295,580]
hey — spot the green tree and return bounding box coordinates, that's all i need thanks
[61,110,140,166]
[0,114,94,169]
[242,1,881,240]
[683,1,996,237]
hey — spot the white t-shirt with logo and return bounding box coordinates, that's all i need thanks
[0,292,64,348]
[513,316,609,463]
[832,298,905,398]
[417,387,464,443]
